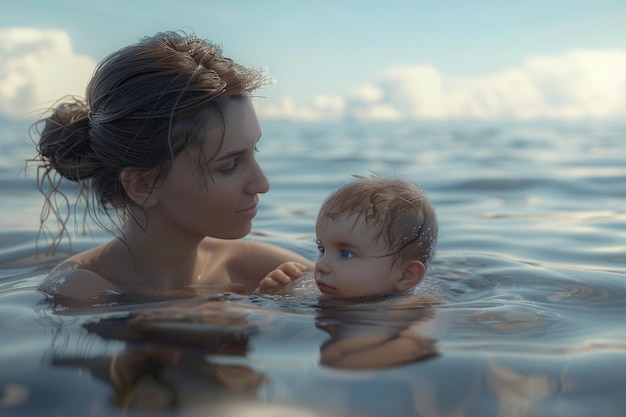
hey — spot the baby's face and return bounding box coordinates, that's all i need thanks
[314,214,405,298]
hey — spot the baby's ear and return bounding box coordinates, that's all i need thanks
[120,168,159,208]
[395,260,426,293]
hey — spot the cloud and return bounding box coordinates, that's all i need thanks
[257,49,626,121]
[0,27,96,119]
[1,29,623,122]
[255,95,347,121]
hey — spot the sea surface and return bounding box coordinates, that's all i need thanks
[1,118,625,417]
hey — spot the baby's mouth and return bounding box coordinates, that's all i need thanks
[316,281,336,296]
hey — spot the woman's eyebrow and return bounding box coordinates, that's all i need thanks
[214,132,262,162]
[214,148,246,162]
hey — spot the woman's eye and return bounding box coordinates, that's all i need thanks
[221,160,239,174]
[339,249,353,259]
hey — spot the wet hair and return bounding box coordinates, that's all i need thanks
[316,176,438,268]
[31,31,269,252]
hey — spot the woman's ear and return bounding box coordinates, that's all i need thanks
[394,260,426,293]
[120,168,159,208]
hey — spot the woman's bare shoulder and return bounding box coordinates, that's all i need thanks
[202,237,312,266]
[200,237,314,287]
[39,267,120,308]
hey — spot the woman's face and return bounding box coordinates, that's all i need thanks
[151,96,269,239]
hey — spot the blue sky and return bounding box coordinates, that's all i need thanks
[2,0,626,121]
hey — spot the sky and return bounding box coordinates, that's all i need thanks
[1,0,626,122]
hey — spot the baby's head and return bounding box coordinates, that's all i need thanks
[314,176,438,298]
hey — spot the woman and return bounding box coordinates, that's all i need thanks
[33,31,312,307]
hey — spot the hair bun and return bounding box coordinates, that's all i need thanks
[38,98,99,181]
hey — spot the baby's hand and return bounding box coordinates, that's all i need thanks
[255,261,307,294]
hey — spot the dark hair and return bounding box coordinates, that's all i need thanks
[317,176,438,267]
[32,31,269,252]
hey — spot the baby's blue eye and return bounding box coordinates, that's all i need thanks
[339,249,353,259]
[317,244,325,257]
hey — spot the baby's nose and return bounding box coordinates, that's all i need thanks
[315,257,330,275]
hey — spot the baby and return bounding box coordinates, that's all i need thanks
[256,176,438,298]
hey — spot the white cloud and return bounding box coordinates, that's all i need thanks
[257,49,626,121]
[257,94,346,121]
[1,30,623,122]
[0,27,96,119]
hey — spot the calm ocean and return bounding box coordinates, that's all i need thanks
[1,118,625,416]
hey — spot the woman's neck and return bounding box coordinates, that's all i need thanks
[116,221,205,289]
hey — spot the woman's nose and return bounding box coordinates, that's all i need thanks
[247,160,270,195]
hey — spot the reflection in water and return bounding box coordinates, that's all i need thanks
[483,350,626,417]
[8,276,626,417]
[315,301,440,370]
[50,299,265,413]
[39,295,446,415]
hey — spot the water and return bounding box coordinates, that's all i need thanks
[1,118,625,416]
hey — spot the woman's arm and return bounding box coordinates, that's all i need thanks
[224,239,314,288]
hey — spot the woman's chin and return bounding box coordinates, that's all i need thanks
[218,224,253,240]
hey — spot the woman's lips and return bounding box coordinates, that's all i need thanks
[236,203,258,218]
